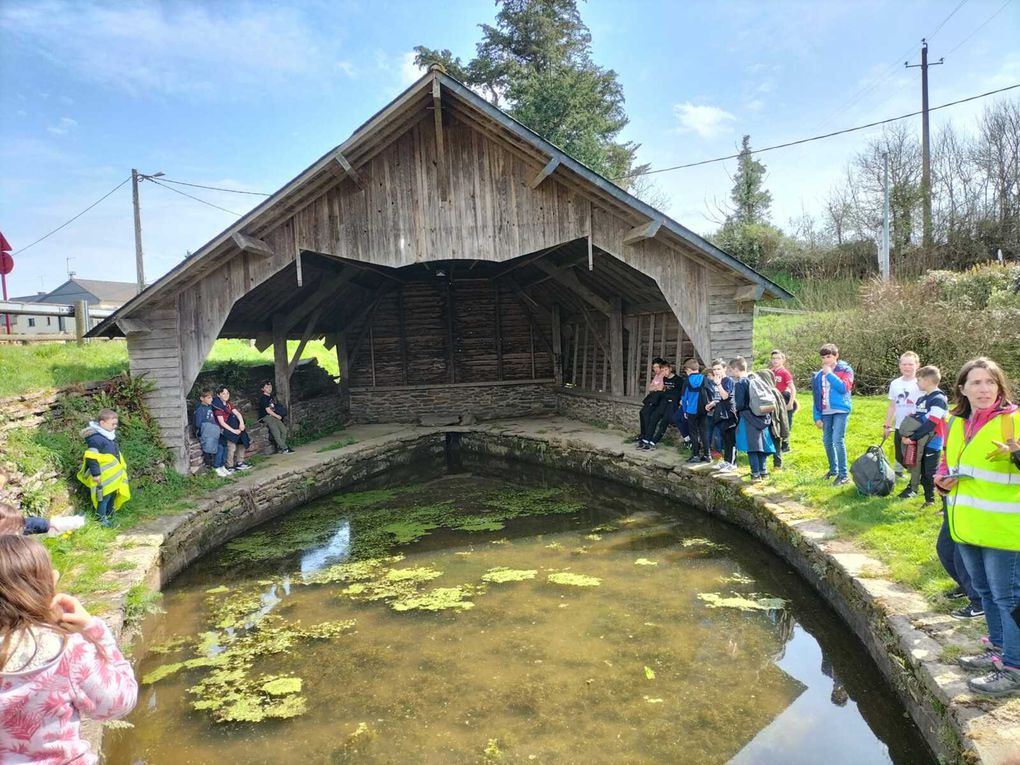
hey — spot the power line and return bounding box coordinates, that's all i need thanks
[145,177,242,216]
[945,0,1013,57]
[814,0,969,131]
[11,177,131,255]
[616,83,1020,180]
[928,0,970,39]
[158,177,271,197]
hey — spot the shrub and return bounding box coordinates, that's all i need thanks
[764,263,1020,395]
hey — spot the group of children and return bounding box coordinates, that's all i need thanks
[636,352,801,482]
[192,380,294,478]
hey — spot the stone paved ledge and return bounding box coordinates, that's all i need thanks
[91,417,1018,764]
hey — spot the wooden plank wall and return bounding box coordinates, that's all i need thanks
[563,311,695,396]
[707,270,754,362]
[286,120,589,267]
[345,280,553,387]
[126,307,189,470]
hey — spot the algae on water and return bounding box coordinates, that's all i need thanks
[481,567,538,584]
[697,592,787,612]
[547,572,602,587]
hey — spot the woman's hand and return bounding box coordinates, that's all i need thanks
[51,593,92,629]
[934,475,959,494]
[989,438,1019,458]
[815,420,823,429]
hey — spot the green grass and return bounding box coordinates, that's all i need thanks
[0,338,339,396]
[761,272,864,311]
[750,395,956,605]
[316,437,358,452]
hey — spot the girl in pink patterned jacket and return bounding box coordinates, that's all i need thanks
[0,535,137,764]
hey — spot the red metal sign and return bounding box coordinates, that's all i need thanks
[0,251,13,276]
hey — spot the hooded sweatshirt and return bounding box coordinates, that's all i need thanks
[81,422,121,478]
[0,618,137,764]
[811,360,855,421]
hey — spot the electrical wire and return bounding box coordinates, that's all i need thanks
[616,83,1020,180]
[944,0,1014,57]
[10,177,131,255]
[158,177,270,196]
[928,0,970,39]
[144,177,242,216]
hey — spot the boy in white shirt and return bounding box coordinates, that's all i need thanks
[882,351,921,478]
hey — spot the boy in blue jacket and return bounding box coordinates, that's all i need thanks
[812,343,855,486]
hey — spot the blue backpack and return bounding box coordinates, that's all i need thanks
[681,373,706,416]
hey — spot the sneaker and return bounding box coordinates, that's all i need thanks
[749,473,762,483]
[968,659,1020,697]
[959,643,1003,671]
[646,442,657,451]
[898,487,918,499]
[214,466,231,478]
[821,472,836,481]
[922,500,935,508]
[833,476,850,487]
[699,456,712,463]
[686,455,701,463]
[760,470,770,479]
[281,448,295,454]
[951,604,985,620]
[944,586,967,600]
[235,462,253,470]
[781,445,791,453]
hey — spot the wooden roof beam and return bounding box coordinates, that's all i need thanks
[733,284,765,303]
[331,153,365,190]
[432,78,449,202]
[622,219,663,246]
[528,156,560,189]
[533,260,612,315]
[232,232,274,258]
[280,270,355,335]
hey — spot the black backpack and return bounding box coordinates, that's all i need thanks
[850,437,896,497]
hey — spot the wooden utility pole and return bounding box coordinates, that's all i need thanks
[906,39,943,253]
[131,169,145,291]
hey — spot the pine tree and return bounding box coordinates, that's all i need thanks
[414,0,638,181]
[729,135,772,225]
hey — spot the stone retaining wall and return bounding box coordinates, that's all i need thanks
[350,380,557,423]
[555,388,642,433]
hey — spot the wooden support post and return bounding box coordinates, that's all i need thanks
[232,232,275,258]
[443,281,456,383]
[530,323,536,379]
[369,322,376,387]
[494,283,504,381]
[551,304,562,385]
[287,304,325,378]
[272,314,291,415]
[396,287,408,385]
[625,316,638,397]
[645,313,656,385]
[623,218,662,246]
[587,201,594,271]
[502,278,555,355]
[432,78,448,202]
[581,323,589,389]
[295,250,303,288]
[610,297,624,395]
[74,300,88,346]
[336,331,349,399]
[571,322,579,386]
[333,153,365,190]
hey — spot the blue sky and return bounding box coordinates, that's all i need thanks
[1,0,1018,295]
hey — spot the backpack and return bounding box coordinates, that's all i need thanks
[681,374,707,416]
[746,373,775,416]
[850,438,897,497]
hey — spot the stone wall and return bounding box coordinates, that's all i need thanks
[555,388,642,433]
[0,381,107,433]
[349,380,557,423]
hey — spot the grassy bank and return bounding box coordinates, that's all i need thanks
[0,338,339,396]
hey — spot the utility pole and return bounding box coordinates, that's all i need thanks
[906,39,943,254]
[131,169,145,291]
[881,151,891,281]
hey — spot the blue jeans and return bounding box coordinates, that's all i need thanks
[821,412,849,478]
[96,494,115,522]
[748,451,767,474]
[957,543,1020,667]
[214,441,227,469]
[937,509,981,608]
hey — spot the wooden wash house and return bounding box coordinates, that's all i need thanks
[92,67,791,472]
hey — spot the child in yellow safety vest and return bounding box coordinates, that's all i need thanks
[935,357,1020,698]
[76,408,131,527]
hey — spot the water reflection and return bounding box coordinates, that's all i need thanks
[107,469,934,765]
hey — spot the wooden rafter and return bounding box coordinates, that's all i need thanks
[528,156,560,189]
[280,270,354,335]
[333,153,365,190]
[503,277,555,356]
[533,260,612,315]
[622,218,663,246]
[432,78,449,202]
[232,232,274,258]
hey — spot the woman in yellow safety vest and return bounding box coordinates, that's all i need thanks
[76,408,131,528]
[936,357,1020,697]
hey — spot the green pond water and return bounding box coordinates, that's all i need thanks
[106,462,934,764]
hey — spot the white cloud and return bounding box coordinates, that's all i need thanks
[673,102,736,139]
[46,116,77,135]
[745,98,765,113]
[0,1,332,98]
[400,50,425,86]
[335,60,358,78]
